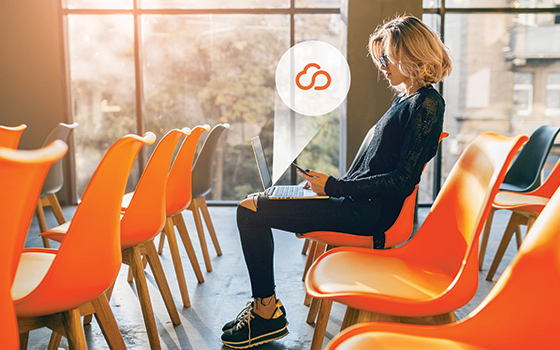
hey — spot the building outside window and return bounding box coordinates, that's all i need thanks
[513,72,534,115]
[546,73,560,115]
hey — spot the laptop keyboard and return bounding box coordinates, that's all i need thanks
[270,185,304,198]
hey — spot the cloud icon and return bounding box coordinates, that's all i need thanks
[295,63,332,91]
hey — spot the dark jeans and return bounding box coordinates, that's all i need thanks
[237,195,385,299]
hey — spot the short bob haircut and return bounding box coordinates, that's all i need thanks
[369,14,452,88]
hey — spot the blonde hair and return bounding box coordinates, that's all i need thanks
[369,14,452,87]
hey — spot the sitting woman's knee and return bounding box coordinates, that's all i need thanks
[239,193,260,212]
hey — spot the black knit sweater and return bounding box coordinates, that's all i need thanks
[324,85,445,234]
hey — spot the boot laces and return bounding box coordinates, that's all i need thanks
[235,307,255,331]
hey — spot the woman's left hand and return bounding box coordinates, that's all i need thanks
[299,169,329,196]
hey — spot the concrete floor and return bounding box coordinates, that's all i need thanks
[22,204,520,350]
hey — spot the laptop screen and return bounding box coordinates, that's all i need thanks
[251,136,273,190]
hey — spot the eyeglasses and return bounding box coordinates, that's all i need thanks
[378,54,389,68]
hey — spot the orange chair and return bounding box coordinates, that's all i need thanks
[0,124,27,149]
[304,132,528,350]
[324,178,560,350]
[188,123,229,272]
[157,125,210,300]
[299,132,449,322]
[482,158,560,281]
[13,133,154,349]
[35,122,78,248]
[1,140,68,350]
[126,126,209,310]
[42,129,186,350]
[156,124,229,274]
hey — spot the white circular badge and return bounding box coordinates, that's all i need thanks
[275,41,351,117]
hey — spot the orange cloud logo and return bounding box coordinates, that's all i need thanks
[295,63,332,91]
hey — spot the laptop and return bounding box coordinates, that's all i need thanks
[251,136,328,200]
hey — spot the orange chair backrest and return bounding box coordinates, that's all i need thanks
[384,132,449,248]
[0,140,68,349]
[526,157,560,199]
[14,133,155,315]
[120,128,189,249]
[397,133,527,299]
[454,184,560,348]
[0,124,27,149]
[166,125,210,216]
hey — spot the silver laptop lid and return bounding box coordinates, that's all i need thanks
[251,136,273,190]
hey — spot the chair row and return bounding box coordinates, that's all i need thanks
[2,124,229,350]
[303,130,560,349]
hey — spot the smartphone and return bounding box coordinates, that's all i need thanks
[292,162,310,175]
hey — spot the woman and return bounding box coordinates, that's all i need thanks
[221,14,453,349]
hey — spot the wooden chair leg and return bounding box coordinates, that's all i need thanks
[157,232,166,254]
[61,308,87,350]
[46,193,66,225]
[486,212,527,281]
[341,306,360,330]
[124,246,162,350]
[197,196,222,256]
[189,199,212,272]
[162,218,192,307]
[91,294,127,350]
[126,255,147,283]
[36,200,51,248]
[304,243,326,306]
[302,241,318,281]
[310,299,333,350]
[479,207,496,270]
[19,332,29,350]
[47,332,63,350]
[306,297,321,324]
[144,239,186,318]
[514,225,523,249]
[172,214,205,283]
[301,238,310,255]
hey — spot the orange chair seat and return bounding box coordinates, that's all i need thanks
[329,331,485,350]
[12,250,56,302]
[306,248,456,316]
[326,323,487,350]
[40,213,125,245]
[492,191,548,213]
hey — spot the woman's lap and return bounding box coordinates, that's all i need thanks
[241,195,382,236]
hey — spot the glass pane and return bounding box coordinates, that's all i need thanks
[514,72,532,84]
[548,72,560,84]
[546,73,560,113]
[440,12,560,192]
[287,14,343,183]
[296,0,341,8]
[68,15,138,197]
[423,0,441,9]
[67,0,133,9]
[445,0,560,8]
[142,0,288,9]
[546,89,560,110]
[143,14,290,200]
[513,87,531,111]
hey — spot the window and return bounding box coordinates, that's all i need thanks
[421,4,560,204]
[547,73,560,115]
[63,2,342,200]
[513,72,533,115]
